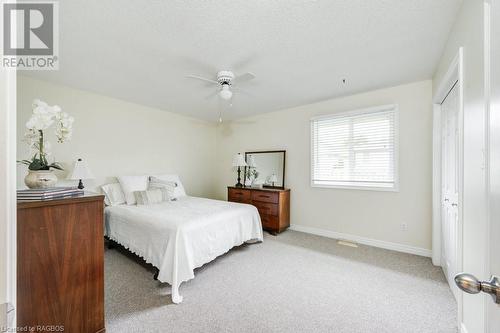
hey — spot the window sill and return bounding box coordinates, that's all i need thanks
[310,183,399,192]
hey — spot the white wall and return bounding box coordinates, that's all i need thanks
[215,80,433,253]
[433,0,487,332]
[17,76,217,198]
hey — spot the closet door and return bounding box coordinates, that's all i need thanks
[440,81,460,300]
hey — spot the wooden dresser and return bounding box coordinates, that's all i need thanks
[17,193,105,333]
[227,186,290,234]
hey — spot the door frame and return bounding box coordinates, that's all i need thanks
[0,67,16,327]
[432,47,464,325]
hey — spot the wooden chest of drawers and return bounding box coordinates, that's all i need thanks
[228,186,290,234]
[17,194,105,333]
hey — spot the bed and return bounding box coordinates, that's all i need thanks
[104,195,263,304]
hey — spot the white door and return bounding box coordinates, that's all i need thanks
[454,2,500,331]
[441,81,460,300]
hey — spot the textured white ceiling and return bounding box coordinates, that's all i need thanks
[25,0,462,121]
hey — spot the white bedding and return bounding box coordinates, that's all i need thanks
[104,196,263,303]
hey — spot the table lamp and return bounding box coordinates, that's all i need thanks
[232,153,247,188]
[68,158,95,189]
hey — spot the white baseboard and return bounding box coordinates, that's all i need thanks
[289,224,432,257]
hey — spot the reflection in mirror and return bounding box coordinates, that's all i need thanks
[245,151,285,189]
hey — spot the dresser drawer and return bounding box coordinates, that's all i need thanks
[228,188,251,203]
[260,214,279,229]
[251,190,279,204]
[253,201,279,216]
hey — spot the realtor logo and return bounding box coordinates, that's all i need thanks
[1,1,59,70]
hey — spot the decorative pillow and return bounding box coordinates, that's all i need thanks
[150,174,187,197]
[149,177,177,200]
[134,188,169,205]
[101,183,126,206]
[117,175,149,205]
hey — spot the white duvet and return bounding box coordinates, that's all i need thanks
[104,196,263,303]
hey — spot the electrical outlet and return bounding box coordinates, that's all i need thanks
[400,223,408,231]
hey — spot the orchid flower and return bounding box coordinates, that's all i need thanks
[19,99,74,171]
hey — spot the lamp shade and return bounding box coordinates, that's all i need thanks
[67,158,95,180]
[232,153,247,167]
[247,155,257,168]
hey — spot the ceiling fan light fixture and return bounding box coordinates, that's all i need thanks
[219,84,232,100]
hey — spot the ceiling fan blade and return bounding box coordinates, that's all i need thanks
[235,72,256,83]
[205,89,219,100]
[186,75,218,84]
[232,87,253,97]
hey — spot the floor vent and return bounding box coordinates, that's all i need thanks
[337,239,359,248]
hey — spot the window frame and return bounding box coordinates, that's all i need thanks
[310,104,400,192]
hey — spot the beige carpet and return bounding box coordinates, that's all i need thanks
[105,230,457,333]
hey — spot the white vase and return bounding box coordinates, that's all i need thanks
[24,170,58,189]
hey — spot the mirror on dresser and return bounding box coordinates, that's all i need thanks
[244,150,285,189]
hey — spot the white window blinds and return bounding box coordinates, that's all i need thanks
[311,105,398,190]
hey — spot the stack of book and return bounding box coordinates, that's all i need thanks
[17,187,84,201]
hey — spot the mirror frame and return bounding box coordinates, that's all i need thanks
[245,150,286,189]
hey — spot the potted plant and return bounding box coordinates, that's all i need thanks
[18,99,74,189]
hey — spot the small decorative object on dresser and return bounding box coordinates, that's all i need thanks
[17,99,74,189]
[68,158,95,189]
[232,153,247,188]
[228,186,290,235]
[17,193,105,333]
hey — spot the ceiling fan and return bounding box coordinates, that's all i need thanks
[186,70,256,102]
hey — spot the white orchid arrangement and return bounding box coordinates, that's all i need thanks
[18,99,74,171]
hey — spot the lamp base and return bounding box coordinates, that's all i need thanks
[235,166,244,188]
[77,179,85,190]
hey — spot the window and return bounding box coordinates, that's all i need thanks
[311,105,398,191]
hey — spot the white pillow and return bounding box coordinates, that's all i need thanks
[149,177,177,200]
[134,188,170,205]
[101,183,126,206]
[117,175,149,205]
[150,174,186,197]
